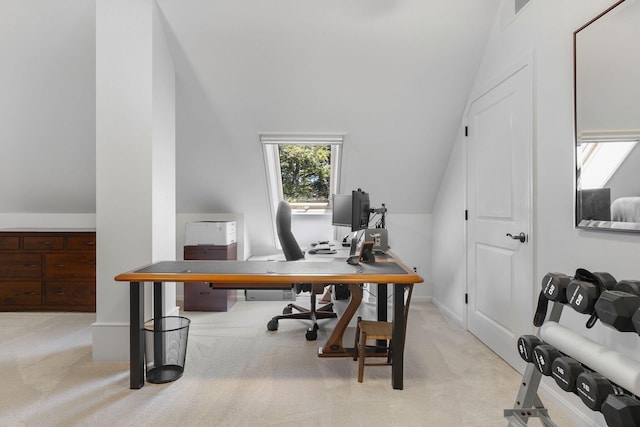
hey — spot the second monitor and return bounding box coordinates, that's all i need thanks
[332,188,370,232]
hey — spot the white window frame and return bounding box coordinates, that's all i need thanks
[261,133,344,247]
[261,133,343,214]
[577,130,639,189]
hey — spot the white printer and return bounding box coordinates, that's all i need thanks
[185,221,236,246]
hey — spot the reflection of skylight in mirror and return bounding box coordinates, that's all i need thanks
[579,139,638,189]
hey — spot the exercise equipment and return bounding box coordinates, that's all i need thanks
[632,309,640,336]
[540,321,640,396]
[551,356,583,393]
[517,335,542,363]
[534,272,572,327]
[614,279,640,295]
[533,344,561,376]
[593,279,640,332]
[595,290,640,332]
[602,394,640,427]
[566,269,616,328]
[542,273,571,303]
[576,371,620,411]
[506,271,640,427]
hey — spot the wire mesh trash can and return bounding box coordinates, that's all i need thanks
[144,316,190,384]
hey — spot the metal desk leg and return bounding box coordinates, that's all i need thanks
[153,282,164,369]
[377,283,387,321]
[130,281,144,389]
[391,283,406,390]
[376,283,388,350]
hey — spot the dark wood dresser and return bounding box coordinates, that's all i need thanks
[0,229,96,312]
[183,243,237,311]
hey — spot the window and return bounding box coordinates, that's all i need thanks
[261,134,343,213]
[578,132,639,189]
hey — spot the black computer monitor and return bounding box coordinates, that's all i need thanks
[331,189,371,232]
[351,189,370,232]
[332,193,352,228]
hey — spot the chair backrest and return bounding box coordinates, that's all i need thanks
[276,201,305,261]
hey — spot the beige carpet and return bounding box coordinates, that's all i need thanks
[0,298,579,426]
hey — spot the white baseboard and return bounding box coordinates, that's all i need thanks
[92,305,180,362]
[92,322,130,361]
[431,298,464,327]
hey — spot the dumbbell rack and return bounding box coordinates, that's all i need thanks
[504,302,563,427]
[505,295,640,427]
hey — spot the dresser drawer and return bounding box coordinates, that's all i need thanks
[0,281,42,305]
[0,236,20,250]
[67,236,97,251]
[45,254,96,277]
[24,236,64,250]
[0,254,42,277]
[45,281,95,306]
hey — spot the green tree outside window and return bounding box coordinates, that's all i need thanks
[279,144,331,204]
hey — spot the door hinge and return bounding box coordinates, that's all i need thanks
[464,126,468,137]
[465,293,468,304]
[465,210,468,221]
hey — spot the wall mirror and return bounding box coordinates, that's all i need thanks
[574,0,640,232]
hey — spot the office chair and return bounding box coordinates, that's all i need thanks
[266,201,337,340]
[352,284,414,382]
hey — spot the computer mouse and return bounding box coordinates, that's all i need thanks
[346,255,359,265]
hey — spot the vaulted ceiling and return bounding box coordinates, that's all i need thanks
[157,0,501,214]
[0,0,501,218]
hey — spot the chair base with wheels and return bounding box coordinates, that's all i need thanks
[267,201,339,340]
[266,283,337,340]
[353,284,413,382]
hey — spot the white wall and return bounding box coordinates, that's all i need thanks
[431,126,466,324]
[432,1,640,425]
[93,0,176,361]
[0,0,96,214]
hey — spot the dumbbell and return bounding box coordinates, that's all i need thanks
[551,356,584,393]
[533,344,562,376]
[534,273,572,326]
[566,270,616,328]
[576,371,621,411]
[516,335,560,376]
[542,272,572,302]
[566,270,617,314]
[517,335,543,363]
[594,280,640,332]
[615,279,640,296]
[602,394,640,427]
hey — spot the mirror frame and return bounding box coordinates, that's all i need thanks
[574,0,640,233]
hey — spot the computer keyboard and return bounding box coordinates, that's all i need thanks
[307,242,337,254]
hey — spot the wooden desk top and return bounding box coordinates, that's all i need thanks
[115,257,423,286]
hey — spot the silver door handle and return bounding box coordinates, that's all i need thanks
[506,232,526,243]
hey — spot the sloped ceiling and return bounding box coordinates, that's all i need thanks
[157,0,501,214]
[0,0,500,220]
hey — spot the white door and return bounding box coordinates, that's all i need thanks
[466,62,533,371]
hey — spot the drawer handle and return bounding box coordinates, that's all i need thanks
[42,242,51,245]
[56,264,65,268]
[85,242,95,246]
[24,264,39,267]
[56,291,65,295]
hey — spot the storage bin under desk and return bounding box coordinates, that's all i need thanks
[183,243,237,311]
